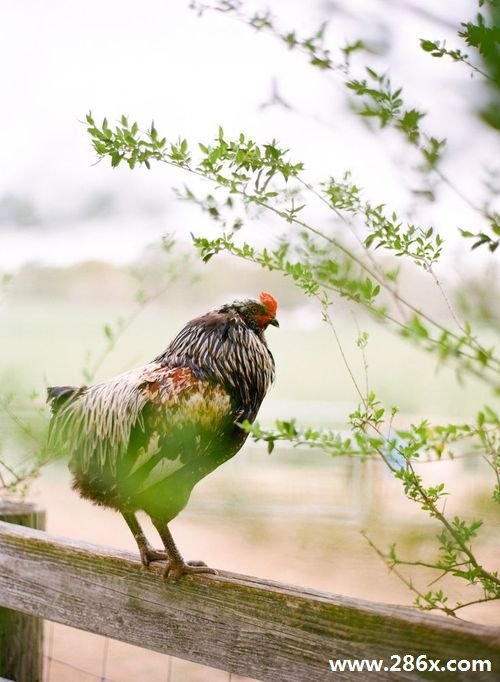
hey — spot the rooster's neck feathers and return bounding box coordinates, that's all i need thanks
[155,308,275,421]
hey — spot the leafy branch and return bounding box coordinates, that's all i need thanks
[0,392,50,497]
[241,401,500,616]
[86,116,500,390]
[190,1,500,252]
[238,284,499,617]
[420,38,494,84]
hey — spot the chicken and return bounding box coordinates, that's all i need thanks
[47,292,278,577]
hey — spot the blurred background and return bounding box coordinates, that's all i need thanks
[1,0,499,680]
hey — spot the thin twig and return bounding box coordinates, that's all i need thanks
[320,300,366,405]
[362,531,458,617]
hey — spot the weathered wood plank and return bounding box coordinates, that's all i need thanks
[0,521,498,681]
[0,504,45,682]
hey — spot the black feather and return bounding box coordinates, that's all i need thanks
[47,385,83,412]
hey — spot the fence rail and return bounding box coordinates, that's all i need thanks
[0,518,499,681]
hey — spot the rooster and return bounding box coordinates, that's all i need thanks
[47,292,278,577]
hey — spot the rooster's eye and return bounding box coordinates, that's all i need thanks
[245,304,259,316]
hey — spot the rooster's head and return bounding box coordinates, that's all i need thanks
[222,292,279,331]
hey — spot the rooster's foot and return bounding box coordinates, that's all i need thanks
[139,545,168,567]
[162,560,217,579]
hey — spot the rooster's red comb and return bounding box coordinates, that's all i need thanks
[259,291,278,317]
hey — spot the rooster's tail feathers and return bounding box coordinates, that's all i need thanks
[47,385,84,412]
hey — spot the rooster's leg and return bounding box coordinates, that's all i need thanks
[122,511,168,566]
[152,520,217,578]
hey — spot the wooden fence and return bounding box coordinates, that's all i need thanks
[0,503,499,681]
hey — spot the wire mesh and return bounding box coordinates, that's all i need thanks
[43,621,253,682]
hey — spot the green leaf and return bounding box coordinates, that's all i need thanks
[364,234,376,248]
[420,39,439,52]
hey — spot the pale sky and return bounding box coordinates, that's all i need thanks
[1,0,495,269]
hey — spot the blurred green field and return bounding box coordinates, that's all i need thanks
[0,292,493,418]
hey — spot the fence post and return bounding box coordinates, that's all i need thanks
[0,501,46,682]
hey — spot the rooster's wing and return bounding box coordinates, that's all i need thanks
[48,362,235,512]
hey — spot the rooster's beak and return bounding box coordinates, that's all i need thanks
[268,318,279,327]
